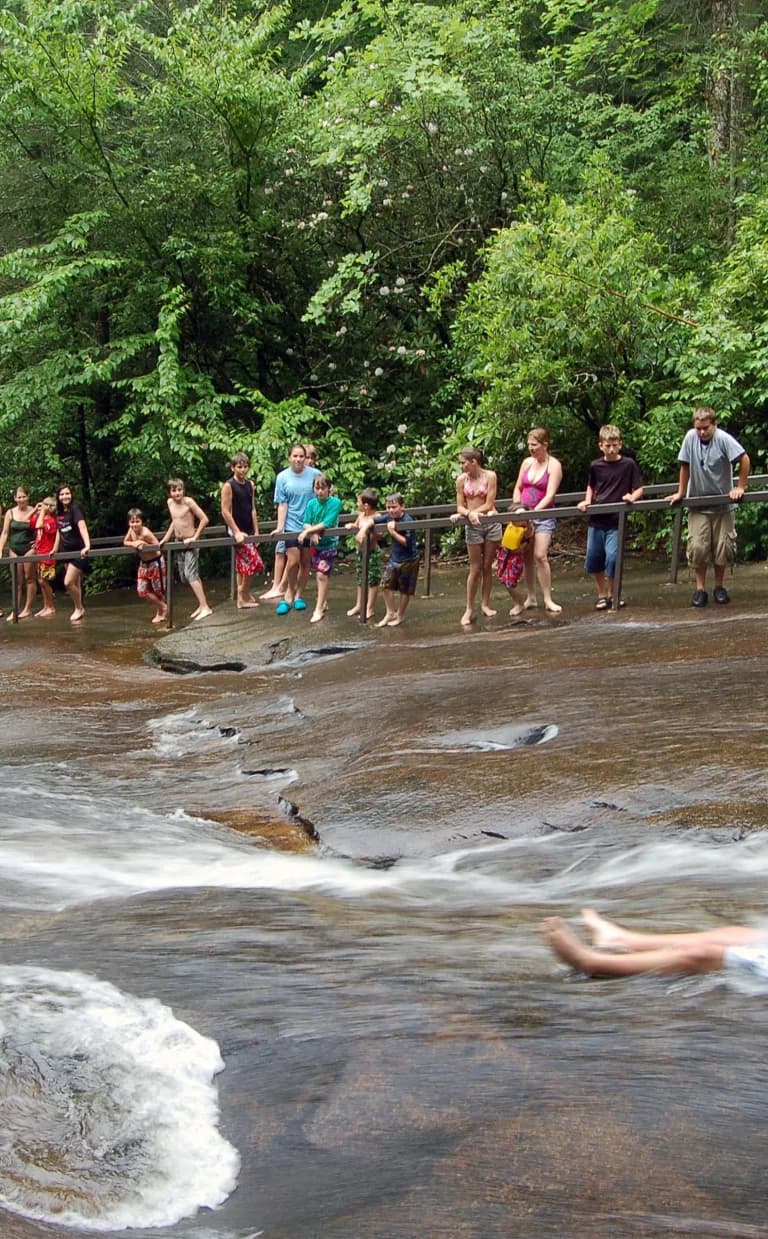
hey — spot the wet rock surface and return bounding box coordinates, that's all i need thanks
[5,559,768,1238]
[149,604,371,673]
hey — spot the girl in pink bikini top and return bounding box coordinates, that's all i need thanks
[462,473,490,499]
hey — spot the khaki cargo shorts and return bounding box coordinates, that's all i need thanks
[686,510,737,570]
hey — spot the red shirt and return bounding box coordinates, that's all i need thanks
[35,513,58,565]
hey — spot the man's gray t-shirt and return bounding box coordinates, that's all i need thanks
[678,426,746,512]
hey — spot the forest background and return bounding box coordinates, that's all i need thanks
[1,0,767,561]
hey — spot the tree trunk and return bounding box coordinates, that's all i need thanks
[706,0,739,242]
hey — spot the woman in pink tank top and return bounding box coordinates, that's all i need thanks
[511,427,563,614]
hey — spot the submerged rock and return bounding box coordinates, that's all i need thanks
[149,607,369,674]
[277,796,320,841]
[147,654,248,675]
[417,722,558,752]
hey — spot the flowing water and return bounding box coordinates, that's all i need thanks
[2,570,768,1238]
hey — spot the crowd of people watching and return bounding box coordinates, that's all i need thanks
[0,408,752,627]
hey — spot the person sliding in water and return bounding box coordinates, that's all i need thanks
[542,908,768,979]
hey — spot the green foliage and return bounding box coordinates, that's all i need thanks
[447,168,693,486]
[643,194,768,485]
[0,0,768,563]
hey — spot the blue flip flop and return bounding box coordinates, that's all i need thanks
[276,600,292,615]
[293,598,307,611]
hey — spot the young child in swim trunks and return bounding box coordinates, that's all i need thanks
[377,493,420,628]
[124,508,167,625]
[542,908,768,979]
[346,489,384,620]
[160,479,213,620]
[496,513,534,616]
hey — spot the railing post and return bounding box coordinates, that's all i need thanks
[669,506,684,583]
[612,509,626,611]
[9,559,19,622]
[423,518,433,597]
[359,529,371,624]
[165,546,175,630]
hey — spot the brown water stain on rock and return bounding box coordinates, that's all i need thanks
[203,807,318,853]
[649,801,768,833]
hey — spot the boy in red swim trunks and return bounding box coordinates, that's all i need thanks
[124,508,167,624]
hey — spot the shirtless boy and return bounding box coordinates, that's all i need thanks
[160,479,213,620]
[124,508,167,625]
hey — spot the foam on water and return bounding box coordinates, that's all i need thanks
[392,722,560,755]
[147,708,243,758]
[3,763,768,915]
[0,966,239,1231]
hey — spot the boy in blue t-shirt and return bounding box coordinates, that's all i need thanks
[377,493,420,627]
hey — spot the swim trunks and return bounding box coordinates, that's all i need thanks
[355,546,383,586]
[381,557,419,596]
[724,944,768,979]
[177,548,200,584]
[311,547,337,577]
[496,547,525,589]
[235,543,264,578]
[137,556,166,600]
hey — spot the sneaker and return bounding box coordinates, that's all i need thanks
[276,600,292,615]
[713,586,730,605]
[691,589,708,608]
[293,598,307,611]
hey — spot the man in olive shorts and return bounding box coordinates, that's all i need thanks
[669,407,750,608]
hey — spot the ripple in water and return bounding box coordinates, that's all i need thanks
[0,966,239,1231]
[408,722,559,753]
[146,708,243,757]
